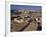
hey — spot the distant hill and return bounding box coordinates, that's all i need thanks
[11,9,41,15]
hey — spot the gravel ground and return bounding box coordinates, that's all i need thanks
[11,12,42,32]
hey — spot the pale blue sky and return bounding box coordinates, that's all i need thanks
[11,5,41,11]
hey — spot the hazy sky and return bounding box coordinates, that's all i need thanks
[11,5,41,11]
